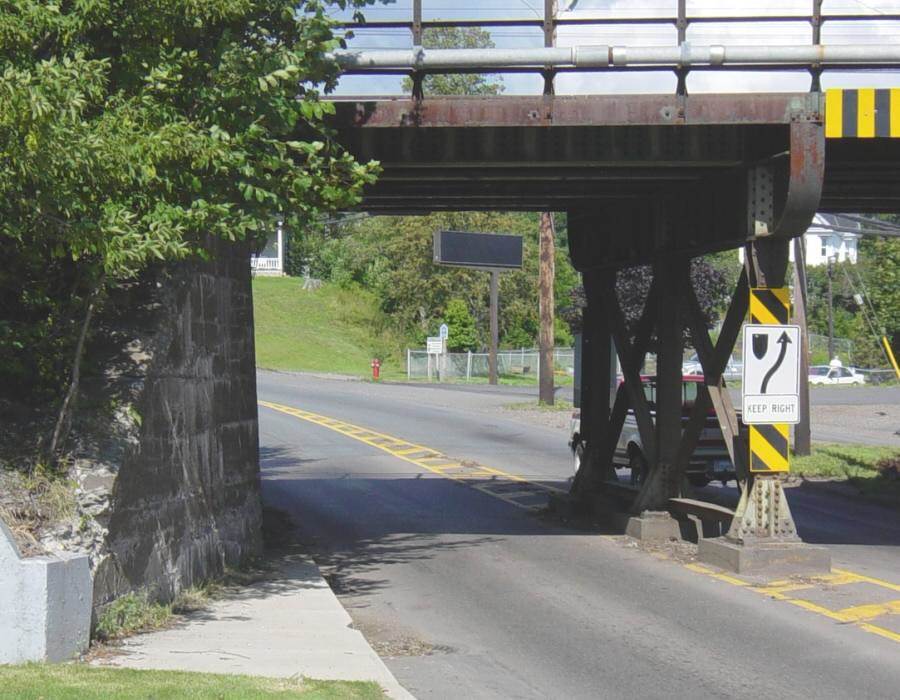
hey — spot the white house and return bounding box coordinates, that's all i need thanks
[801,213,860,266]
[250,221,284,275]
[739,213,860,267]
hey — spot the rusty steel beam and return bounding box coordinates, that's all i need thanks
[330,93,820,129]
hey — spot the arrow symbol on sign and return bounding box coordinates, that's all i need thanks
[760,331,791,394]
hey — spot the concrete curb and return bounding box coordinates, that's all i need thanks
[96,553,413,699]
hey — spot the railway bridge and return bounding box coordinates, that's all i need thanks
[323,2,900,567]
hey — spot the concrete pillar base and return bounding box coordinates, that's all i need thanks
[698,537,831,576]
[624,511,681,543]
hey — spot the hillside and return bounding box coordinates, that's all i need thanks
[252,277,404,379]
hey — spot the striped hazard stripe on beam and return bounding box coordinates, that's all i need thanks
[749,287,790,325]
[825,88,900,138]
[749,423,790,473]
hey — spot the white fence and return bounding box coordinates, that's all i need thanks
[407,347,574,382]
[250,256,281,272]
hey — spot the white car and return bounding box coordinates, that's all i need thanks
[682,353,742,380]
[808,365,866,385]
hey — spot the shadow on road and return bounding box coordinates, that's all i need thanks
[697,480,900,547]
[258,447,614,600]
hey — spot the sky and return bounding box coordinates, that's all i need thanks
[324,0,900,95]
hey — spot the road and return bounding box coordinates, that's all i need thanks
[398,381,900,409]
[257,371,900,699]
[382,381,900,447]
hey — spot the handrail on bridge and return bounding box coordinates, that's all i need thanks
[331,0,900,95]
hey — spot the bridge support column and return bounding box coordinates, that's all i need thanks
[699,238,830,575]
[571,270,618,495]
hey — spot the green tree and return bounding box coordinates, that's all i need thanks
[0,1,379,455]
[442,299,478,351]
[401,26,503,96]
[309,211,581,352]
[858,233,900,356]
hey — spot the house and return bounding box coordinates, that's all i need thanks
[739,213,860,267]
[250,221,284,275]
[801,213,860,266]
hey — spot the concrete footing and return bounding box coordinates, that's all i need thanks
[624,511,681,543]
[698,536,831,576]
[0,520,92,663]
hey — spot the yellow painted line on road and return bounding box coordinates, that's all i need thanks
[859,622,900,644]
[683,561,900,645]
[833,567,900,593]
[259,400,566,510]
[835,600,900,623]
[684,563,750,587]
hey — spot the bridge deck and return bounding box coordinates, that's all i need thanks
[329,93,900,214]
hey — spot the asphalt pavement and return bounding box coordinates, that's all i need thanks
[257,371,900,699]
[392,380,900,407]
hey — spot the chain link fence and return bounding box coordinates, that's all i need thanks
[407,347,574,382]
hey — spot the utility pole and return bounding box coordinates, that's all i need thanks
[538,0,557,404]
[489,270,499,385]
[539,212,556,404]
[827,255,835,361]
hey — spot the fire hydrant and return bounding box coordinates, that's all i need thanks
[371,358,381,381]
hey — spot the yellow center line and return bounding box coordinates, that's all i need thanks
[259,400,562,510]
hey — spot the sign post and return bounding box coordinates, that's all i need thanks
[426,336,445,381]
[433,230,523,385]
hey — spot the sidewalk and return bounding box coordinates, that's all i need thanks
[93,553,413,699]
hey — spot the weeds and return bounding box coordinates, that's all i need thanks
[95,592,173,641]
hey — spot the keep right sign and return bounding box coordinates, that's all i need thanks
[741,324,802,425]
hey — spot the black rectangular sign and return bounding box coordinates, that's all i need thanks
[433,230,523,270]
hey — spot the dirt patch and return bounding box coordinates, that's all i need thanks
[619,534,700,565]
[349,614,450,659]
[498,404,572,433]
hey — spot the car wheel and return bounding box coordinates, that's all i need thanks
[688,475,711,488]
[629,450,648,486]
[573,441,585,477]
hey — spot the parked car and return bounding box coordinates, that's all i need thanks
[682,353,742,380]
[808,365,866,385]
[569,375,737,488]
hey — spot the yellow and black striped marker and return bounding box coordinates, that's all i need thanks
[747,287,791,473]
[825,88,900,138]
[749,287,790,326]
[749,423,790,473]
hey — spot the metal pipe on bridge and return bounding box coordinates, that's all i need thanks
[329,44,900,70]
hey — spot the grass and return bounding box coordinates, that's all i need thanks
[0,664,383,699]
[793,443,900,503]
[252,277,576,386]
[253,278,406,380]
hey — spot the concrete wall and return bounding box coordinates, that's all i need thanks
[91,239,263,609]
[0,520,91,662]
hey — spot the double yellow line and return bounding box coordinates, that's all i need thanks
[259,400,565,510]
